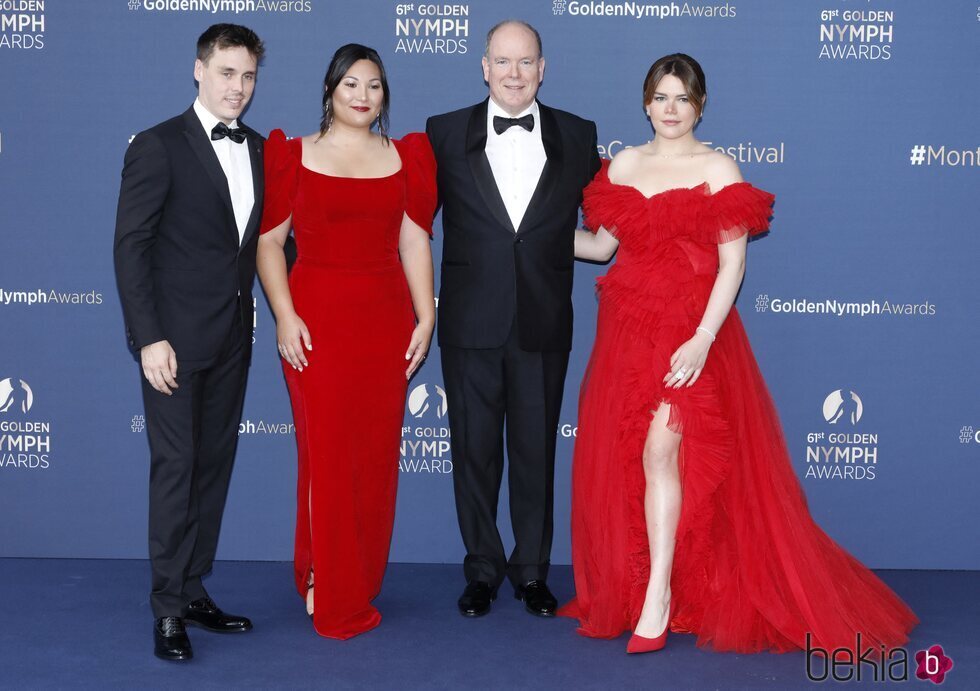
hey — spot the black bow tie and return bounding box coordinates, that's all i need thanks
[493,114,534,135]
[211,122,247,144]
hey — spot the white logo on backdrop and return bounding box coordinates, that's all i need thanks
[754,295,936,318]
[803,390,879,480]
[818,6,893,60]
[553,1,737,20]
[395,3,469,54]
[0,378,34,414]
[408,384,448,420]
[0,376,50,470]
[959,426,978,444]
[909,144,979,167]
[823,390,863,425]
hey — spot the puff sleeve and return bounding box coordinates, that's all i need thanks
[259,128,300,234]
[395,132,438,236]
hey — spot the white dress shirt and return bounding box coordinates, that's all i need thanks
[485,99,546,231]
[193,98,254,244]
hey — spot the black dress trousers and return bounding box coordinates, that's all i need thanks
[441,321,569,589]
[141,319,247,618]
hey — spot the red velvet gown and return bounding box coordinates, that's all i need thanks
[559,164,917,652]
[260,129,436,639]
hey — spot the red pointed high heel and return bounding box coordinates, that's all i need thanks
[627,601,673,654]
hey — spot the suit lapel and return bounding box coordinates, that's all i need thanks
[238,124,264,254]
[516,102,564,235]
[465,99,516,234]
[181,108,237,243]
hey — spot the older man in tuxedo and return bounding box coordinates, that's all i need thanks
[426,20,601,618]
[114,23,265,661]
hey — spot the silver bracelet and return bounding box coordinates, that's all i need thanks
[696,326,716,341]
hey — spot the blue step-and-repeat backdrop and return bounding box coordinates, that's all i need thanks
[0,1,977,569]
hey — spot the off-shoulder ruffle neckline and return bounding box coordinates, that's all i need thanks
[595,175,759,203]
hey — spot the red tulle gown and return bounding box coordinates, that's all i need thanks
[559,163,917,652]
[260,129,436,639]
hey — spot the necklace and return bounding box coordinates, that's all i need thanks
[652,150,697,159]
[648,140,701,159]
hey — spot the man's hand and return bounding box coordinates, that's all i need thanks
[141,340,178,395]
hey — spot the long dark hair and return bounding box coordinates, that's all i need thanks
[319,43,390,141]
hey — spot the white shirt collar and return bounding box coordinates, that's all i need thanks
[487,99,539,126]
[193,98,239,137]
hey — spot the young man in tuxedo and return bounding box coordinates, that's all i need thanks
[113,23,265,661]
[426,20,601,618]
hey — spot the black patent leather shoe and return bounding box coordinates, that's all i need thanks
[154,616,192,661]
[514,580,558,617]
[183,596,253,633]
[457,581,497,617]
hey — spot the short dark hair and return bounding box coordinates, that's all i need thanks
[196,23,265,64]
[484,19,543,58]
[319,43,391,141]
[642,53,706,119]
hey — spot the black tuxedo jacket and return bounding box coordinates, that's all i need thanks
[426,99,600,352]
[114,106,264,365]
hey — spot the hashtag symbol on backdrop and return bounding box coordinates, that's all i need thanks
[132,415,145,433]
[553,0,567,15]
[909,145,926,165]
[128,0,141,9]
[960,426,975,444]
[755,294,769,312]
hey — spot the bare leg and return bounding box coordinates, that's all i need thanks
[306,574,314,616]
[633,403,682,638]
[306,486,314,616]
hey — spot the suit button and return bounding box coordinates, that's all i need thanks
[515,237,523,244]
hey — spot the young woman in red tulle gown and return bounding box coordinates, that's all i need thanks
[256,44,436,639]
[560,54,917,654]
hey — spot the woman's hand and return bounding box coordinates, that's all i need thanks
[405,320,434,379]
[277,312,312,371]
[575,227,619,262]
[664,331,714,389]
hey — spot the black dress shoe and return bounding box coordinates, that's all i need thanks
[183,596,253,633]
[514,580,558,617]
[457,581,497,617]
[154,616,192,661]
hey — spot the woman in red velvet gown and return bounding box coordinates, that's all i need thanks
[560,54,917,653]
[257,45,436,639]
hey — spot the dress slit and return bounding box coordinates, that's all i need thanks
[258,129,438,640]
[559,166,917,652]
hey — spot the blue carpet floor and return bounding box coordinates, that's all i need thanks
[0,560,975,689]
